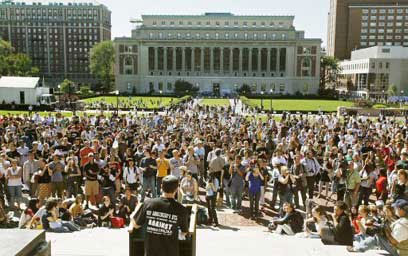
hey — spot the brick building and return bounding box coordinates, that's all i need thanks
[327,0,408,60]
[0,0,111,87]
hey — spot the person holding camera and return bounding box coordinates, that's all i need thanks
[206,172,219,226]
[348,199,408,256]
[301,150,321,200]
[321,201,353,246]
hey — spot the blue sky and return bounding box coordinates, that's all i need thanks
[98,0,329,46]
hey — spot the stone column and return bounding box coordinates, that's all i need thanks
[220,47,224,74]
[191,47,195,72]
[210,47,214,74]
[258,48,262,73]
[229,47,233,74]
[182,47,186,72]
[267,48,271,72]
[249,48,253,72]
[277,47,280,73]
[201,47,204,73]
[154,47,158,71]
[239,47,243,73]
[164,47,168,72]
[173,47,176,72]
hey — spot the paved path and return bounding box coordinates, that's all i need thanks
[47,227,386,256]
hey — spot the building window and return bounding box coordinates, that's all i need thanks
[362,22,368,27]
[167,82,172,91]
[362,9,369,14]
[279,84,285,93]
[224,21,229,26]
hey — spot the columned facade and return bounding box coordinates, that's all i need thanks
[115,13,322,95]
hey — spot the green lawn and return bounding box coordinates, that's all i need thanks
[200,99,230,106]
[241,97,354,112]
[82,96,183,109]
[0,110,74,117]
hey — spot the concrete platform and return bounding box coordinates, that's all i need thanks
[46,227,387,256]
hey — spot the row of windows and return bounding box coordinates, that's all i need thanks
[362,8,408,14]
[148,32,288,40]
[150,20,287,28]
[362,15,408,21]
[5,8,100,15]
[362,21,408,27]
[361,28,408,33]
[361,41,408,46]
[0,21,103,27]
[342,62,390,71]
[361,35,408,40]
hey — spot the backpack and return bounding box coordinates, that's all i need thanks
[110,217,125,228]
[196,207,208,225]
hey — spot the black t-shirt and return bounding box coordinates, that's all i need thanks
[334,213,353,246]
[134,197,189,256]
[84,162,100,181]
[38,169,51,184]
[140,157,157,178]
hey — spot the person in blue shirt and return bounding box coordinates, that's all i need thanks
[206,172,219,226]
[246,163,264,220]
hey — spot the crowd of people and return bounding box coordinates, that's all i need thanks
[0,99,407,255]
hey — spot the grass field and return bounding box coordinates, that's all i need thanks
[82,96,183,109]
[241,97,354,112]
[200,98,230,106]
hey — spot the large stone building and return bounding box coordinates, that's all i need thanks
[0,0,111,87]
[327,0,408,60]
[338,46,408,99]
[114,13,321,96]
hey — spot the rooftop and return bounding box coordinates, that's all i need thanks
[0,76,39,88]
[0,0,105,7]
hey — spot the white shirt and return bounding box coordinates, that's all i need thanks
[0,160,10,176]
[123,166,138,184]
[391,217,408,243]
[272,156,287,167]
[7,166,23,186]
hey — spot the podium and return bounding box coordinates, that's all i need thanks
[0,229,50,256]
[129,204,197,256]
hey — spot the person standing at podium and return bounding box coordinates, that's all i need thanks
[131,175,189,256]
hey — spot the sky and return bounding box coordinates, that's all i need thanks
[98,0,330,47]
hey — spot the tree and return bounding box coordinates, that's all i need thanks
[0,39,39,76]
[320,56,341,90]
[174,80,198,96]
[89,41,115,93]
[237,84,252,96]
[60,79,76,94]
[79,85,93,97]
[388,84,397,97]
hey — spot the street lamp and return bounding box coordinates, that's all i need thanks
[382,89,385,103]
[159,90,163,106]
[115,90,120,116]
[270,88,274,112]
[260,90,264,110]
[401,90,405,108]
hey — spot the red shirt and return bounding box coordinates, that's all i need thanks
[376,176,387,194]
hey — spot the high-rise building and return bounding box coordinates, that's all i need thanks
[0,0,111,87]
[115,13,321,95]
[327,0,408,60]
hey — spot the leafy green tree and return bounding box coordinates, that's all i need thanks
[237,84,252,96]
[89,41,115,93]
[387,84,397,97]
[174,80,198,96]
[320,56,341,90]
[60,79,76,94]
[79,85,93,97]
[0,40,39,76]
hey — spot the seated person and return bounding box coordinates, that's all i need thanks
[41,199,80,233]
[348,199,408,256]
[321,201,353,246]
[19,198,40,229]
[298,205,328,238]
[99,196,114,227]
[69,194,84,219]
[269,202,304,235]
[118,187,138,224]
[354,205,374,242]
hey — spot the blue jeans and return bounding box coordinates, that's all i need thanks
[223,178,231,207]
[141,176,157,202]
[48,221,80,233]
[8,185,22,208]
[230,186,243,210]
[354,235,399,256]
